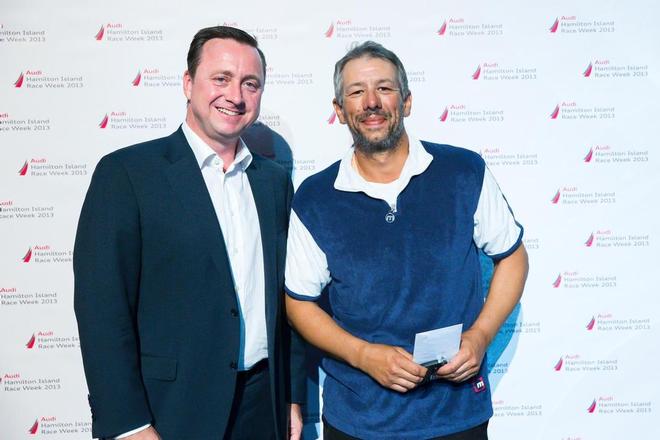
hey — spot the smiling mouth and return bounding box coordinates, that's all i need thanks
[359,111,388,123]
[216,106,244,116]
[360,115,388,127]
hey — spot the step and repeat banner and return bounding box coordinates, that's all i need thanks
[1,1,658,438]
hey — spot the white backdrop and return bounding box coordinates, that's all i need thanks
[1,1,659,439]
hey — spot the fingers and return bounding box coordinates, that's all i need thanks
[399,359,427,378]
[392,347,426,377]
[391,383,409,393]
[395,367,424,385]
[359,344,436,392]
[384,358,424,392]
[452,368,478,382]
[372,345,426,392]
[435,345,482,382]
[436,348,467,376]
[441,363,478,382]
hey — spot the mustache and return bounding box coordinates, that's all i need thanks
[357,109,390,122]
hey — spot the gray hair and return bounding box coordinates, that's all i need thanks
[333,41,410,106]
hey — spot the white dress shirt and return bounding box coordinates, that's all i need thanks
[182,122,268,370]
[117,124,268,439]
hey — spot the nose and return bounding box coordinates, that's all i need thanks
[363,88,381,111]
[225,80,244,106]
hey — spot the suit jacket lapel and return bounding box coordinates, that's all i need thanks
[163,128,235,290]
[246,160,278,338]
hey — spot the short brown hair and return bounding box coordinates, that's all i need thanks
[187,26,266,78]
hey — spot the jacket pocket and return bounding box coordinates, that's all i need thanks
[141,354,178,381]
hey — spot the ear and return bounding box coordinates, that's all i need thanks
[183,70,193,101]
[333,99,347,124]
[403,92,412,117]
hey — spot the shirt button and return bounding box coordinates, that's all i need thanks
[230,361,238,370]
[230,308,238,317]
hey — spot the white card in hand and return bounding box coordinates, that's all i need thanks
[413,323,463,364]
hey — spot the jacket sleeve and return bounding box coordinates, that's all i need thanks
[284,176,307,404]
[73,154,152,438]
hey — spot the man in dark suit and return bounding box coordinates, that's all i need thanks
[74,26,305,440]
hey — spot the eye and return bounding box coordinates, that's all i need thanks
[243,81,260,91]
[213,76,228,85]
[348,89,364,97]
[377,86,394,93]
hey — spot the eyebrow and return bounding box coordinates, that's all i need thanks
[212,70,262,86]
[242,74,263,85]
[213,70,234,78]
[344,78,397,90]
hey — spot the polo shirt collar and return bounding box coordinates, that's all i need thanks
[334,135,433,193]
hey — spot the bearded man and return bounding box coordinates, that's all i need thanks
[284,41,528,440]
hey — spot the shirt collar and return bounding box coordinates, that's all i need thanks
[334,135,433,193]
[181,121,253,172]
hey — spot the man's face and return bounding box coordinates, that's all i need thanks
[333,56,411,154]
[183,38,264,148]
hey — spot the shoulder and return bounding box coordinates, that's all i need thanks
[102,133,173,166]
[291,160,341,211]
[421,141,485,170]
[295,160,341,196]
[86,133,181,196]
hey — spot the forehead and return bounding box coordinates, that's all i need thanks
[198,38,264,77]
[342,56,397,85]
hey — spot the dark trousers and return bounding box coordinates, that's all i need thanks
[224,360,276,440]
[323,417,488,440]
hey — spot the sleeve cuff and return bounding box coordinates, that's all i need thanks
[115,424,151,439]
[486,224,524,261]
[285,286,319,302]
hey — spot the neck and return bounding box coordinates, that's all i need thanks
[185,114,238,171]
[353,132,410,183]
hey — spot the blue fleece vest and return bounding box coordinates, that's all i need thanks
[292,142,497,439]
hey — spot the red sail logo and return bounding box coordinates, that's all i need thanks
[325,22,334,38]
[327,112,337,124]
[587,399,597,413]
[549,17,560,33]
[95,25,105,41]
[586,316,596,331]
[584,147,594,163]
[439,107,449,122]
[23,247,33,263]
[550,104,560,119]
[550,189,561,204]
[28,418,39,434]
[585,232,594,247]
[437,21,447,36]
[552,273,562,288]
[14,72,25,88]
[554,357,563,371]
[583,62,593,77]
[19,160,29,176]
[132,70,142,86]
[99,114,109,129]
[472,65,481,80]
[26,333,36,349]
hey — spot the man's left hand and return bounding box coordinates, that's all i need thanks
[435,328,488,382]
[288,403,303,440]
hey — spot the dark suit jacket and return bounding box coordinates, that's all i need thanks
[73,128,306,440]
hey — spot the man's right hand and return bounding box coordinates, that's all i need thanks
[355,343,426,393]
[121,426,161,440]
